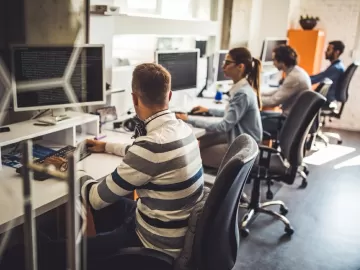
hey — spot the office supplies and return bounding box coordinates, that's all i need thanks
[16,145,92,180]
[11,44,106,124]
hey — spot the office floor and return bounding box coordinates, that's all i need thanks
[237,130,360,270]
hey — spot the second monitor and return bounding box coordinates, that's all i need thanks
[155,49,199,92]
[11,44,106,124]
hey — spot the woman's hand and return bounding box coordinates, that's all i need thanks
[191,106,209,114]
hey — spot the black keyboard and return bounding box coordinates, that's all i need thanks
[16,145,92,181]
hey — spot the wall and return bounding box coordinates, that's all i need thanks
[229,0,251,48]
[289,0,360,131]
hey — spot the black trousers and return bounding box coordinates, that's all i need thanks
[40,197,143,270]
[261,111,283,136]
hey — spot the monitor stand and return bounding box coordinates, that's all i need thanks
[37,109,70,125]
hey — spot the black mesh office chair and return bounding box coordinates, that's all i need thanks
[320,62,359,144]
[305,79,332,149]
[101,134,259,270]
[239,91,326,237]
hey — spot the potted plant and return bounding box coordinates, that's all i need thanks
[299,15,320,30]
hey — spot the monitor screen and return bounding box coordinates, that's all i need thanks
[12,45,105,111]
[156,50,198,91]
[217,52,228,82]
[262,39,288,63]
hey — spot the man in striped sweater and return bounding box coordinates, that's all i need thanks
[81,63,204,262]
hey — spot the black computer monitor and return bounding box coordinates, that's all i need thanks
[196,40,207,58]
[155,50,199,91]
[11,44,106,112]
[260,38,288,64]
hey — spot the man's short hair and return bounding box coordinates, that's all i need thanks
[132,63,171,106]
[273,45,298,67]
[329,40,345,55]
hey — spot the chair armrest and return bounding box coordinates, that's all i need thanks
[258,145,281,168]
[262,131,272,140]
[261,114,286,121]
[104,247,174,270]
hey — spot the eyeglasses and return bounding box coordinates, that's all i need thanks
[223,60,236,66]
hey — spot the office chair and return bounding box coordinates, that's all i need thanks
[239,91,326,237]
[320,62,359,144]
[101,134,258,270]
[305,79,332,149]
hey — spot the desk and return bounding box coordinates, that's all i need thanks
[0,127,205,234]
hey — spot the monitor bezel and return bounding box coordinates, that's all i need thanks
[154,49,200,92]
[11,44,106,112]
[261,37,289,65]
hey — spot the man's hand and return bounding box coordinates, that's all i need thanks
[86,139,106,153]
[191,106,209,114]
[175,113,188,121]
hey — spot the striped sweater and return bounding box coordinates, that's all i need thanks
[81,110,204,258]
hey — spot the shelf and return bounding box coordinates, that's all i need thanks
[91,13,219,36]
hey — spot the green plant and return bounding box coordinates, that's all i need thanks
[300,15,320,21]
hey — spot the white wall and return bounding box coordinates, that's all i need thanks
[289,0,360,131]
[230,0,290,57]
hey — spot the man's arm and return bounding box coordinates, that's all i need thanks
[310,65,339,84]
[186,92,248,133]
[262,75,299,107]
[105,142,131,157]
[81,144,155,210]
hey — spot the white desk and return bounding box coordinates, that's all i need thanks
[0,127,205,234]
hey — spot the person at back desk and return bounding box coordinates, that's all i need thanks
[176,47,263,149]
[41,63,204,269]
[310,40,345,108]
[261,45,311,135]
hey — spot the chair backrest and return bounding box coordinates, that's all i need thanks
[335,62,359,103]
[279,91,326,167]
[192,134,258,270]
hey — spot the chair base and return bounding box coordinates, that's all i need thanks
[316,130,342,145]
[239,200,294,237]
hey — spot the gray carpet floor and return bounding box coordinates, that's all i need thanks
[235,130,360,270]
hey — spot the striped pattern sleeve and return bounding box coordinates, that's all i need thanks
[83,141,158,210]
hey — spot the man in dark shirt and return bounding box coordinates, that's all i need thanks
[310,40,345,104]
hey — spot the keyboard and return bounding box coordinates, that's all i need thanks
[16,145,92,181]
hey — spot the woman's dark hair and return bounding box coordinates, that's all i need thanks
[228,47,262,109]
[273,45,298,67]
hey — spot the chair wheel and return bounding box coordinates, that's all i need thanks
[285,226,294,235]
[240,228,250,237]
[300,179,308,189]
[303,167,309,175]
[266,190,273,200]
[337,140,342,145]
[280,205,288,216]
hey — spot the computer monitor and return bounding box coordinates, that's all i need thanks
[155,49,199,92]
[11,44,106,115]
[215,50,231,85]
[260,38,288,65]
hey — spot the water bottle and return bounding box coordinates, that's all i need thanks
[215,85,223,104]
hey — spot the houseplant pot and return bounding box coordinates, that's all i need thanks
[299,15,319,30]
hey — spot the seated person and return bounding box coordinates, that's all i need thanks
[42,63,205,269]
[310,40,345,107]
[176,47,263,167]
[261,45,311,134]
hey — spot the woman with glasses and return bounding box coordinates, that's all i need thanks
[176,47,263,167]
